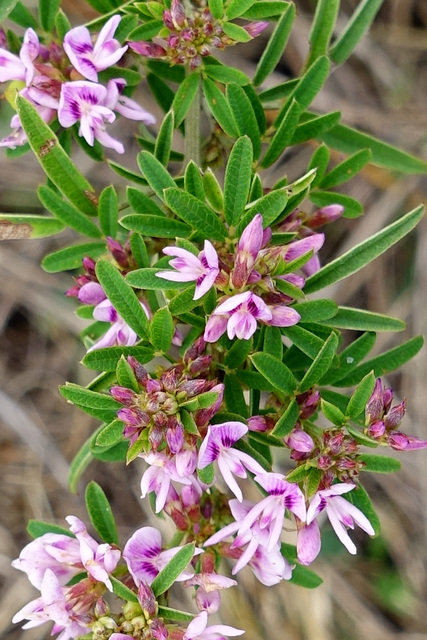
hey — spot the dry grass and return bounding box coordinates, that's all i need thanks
[1,1,427,639]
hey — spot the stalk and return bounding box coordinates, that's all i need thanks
[184,74,201,167]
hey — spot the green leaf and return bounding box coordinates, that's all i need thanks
[222,21,251,42]
[8,1,37,28]
[110,576,139,603]
[346,425,378,448]
[98,186,118,238]
[203,168,224,212]
[282,325,325,360]
[321,398,346,426]
[258,78,299,103]
[203,78,239,138]
[250,352,296,394]
[261,99,300,168]
[69,435,94,494]
[172,73,200,126]
[168,285,200,315]
[108,160,148,186]
[348,483,380,536]
[225,0,255,19]
[290,111,341,146]
[274,56,330,125]
[120,214,191,239]
[298,332,339,393]
[82,346,154,371]
[208,0,223,19]
[224,337,253,369]
[0,214,64,239]
[346,372,375,419]
[127,268,188,290]
[236,369,275,391]
[38,186,102,238]
[308,144,330,187]
[96,260,150,339]
[359,454,401,474]
[264,326,283,359]
[151,543,196,596]
[185,161,204,201]
[164,188,227,240]
[60,383,120,421]
[16,96,97,216]
[241,1,289,19]
[27,520,74,539]
[158,606,195,623]
[321,332,376,386]
[336,336,424,387]
[320,123,427,174]
[204,64,250,86]
[128,19,163,41]
[39,0,60,30]
[116,356,139,392]
[224,373,248,418]
[137,150,176,200]
[309,191,363,219]
[198,462,215,485]
[0,0,19,23]
[305,205,424,294]
[253,3,295,86]
[85,481,119,544]
[289,563,323,589]
[224,136,253,226]
[150,306,174,353]
[237,189,288,234]
[271,399,299,438]
[329,0,384,65]
[322,307,406,332]
[147,72,175,115]
[243,85,267,135]
[226,83,261,158]
[319,149,372,189]
[292,299,337,323]
[306,0,339,68]
[127,187,165,217]
[154,110,174,167]
[96,419,125,447]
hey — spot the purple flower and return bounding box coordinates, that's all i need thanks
[387,432,427,451]
[123,526,200,586]
[12,569,93,639]
[140,452,194,513]
[88,297,149,351]
[104,78,156,124]
[183,611,244,640]
[238,473,306,552]
[11,533,82,589]
[65,516,120,591]
[296,520,321,565]
[185,572,237,613]
[156,241,219,301]
[63,15,128,82]
[58,81,124,153]
[232,214,266,288]
[304,483,375,556]
[198,422,265,501]
[0,27,39,84]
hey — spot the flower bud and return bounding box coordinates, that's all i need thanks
[367,420,386,438]
[384,400,406,430]
[365,378,384,425]
[308,204,344,228]
[110,386,135,405]
[285,427,314,453]
[138,582,158,619]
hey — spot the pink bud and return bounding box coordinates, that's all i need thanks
[384,401,406,430]
[171,0,186,27]
[285,427,314,453]
[367,420,386,438]
[365,378,384,425]
[243,21,269,38]
[129,41,167,58]
[110,385,135,405]
[308,204,344,228]
[138,582,157,618]
[388,432,427,451]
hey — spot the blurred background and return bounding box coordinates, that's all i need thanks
[1,1,427,638]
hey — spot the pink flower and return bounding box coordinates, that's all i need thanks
[88,297,149,351]
[58,81,124,152]
[198,422,265,501]
[63,15,128,82]
[123,526,200,586]
[302,483,375,557]
[11,533,82,589]
[0,27,39,84]
[185,572,237,613]
[156,241,219,301]
[387,432,427,451]
[65,516,120,591]
[232,214,267,288]
[104,78,156,124]
[183,611,244,640]
[140,452,194,513]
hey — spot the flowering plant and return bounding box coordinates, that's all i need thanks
[1,0,426,639]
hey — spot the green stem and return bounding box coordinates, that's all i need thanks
[184,73,201,167]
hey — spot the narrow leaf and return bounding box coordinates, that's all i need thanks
[164,188,227,240]
[172,74,199,126]
[39,0,60,31]
[330,0,384,65]
[0,214,64,239]
[224,337,253,369]
[306,0,339,68]
[38,186,101,238]
[359,454,401,474]
[155,110,174,165]
[82,346,154,371]
[127,187,165,217]
[250,352,296,394]
[309,191,363,219]
[237,189,288,234]
[150,307,174,353]
[224,136,253,226]
[208,0,223,19]
[151,543,196,596]
[290,111,341,146]
[346,372,375,419]
[224,373,248,418]
[203,78,239,138]
[253,3,296,86]
[69,435,94,493]
[185,161,205,201]
[96,419,125,447]
[16,96,97,216]
[121,214,191,239]
[304,206,424,293]
[226,0,255,19]
[261,99,300,168]
[319,149,372,189]
[222,21,251,42]
[226,83,261,158]
[203,168,224,212]
[110,577,139,603]
[298,332,339,393]
[204,64,250,86]
[322,307,406,332]
[282,325,325,360]
[27,520,75,539]
[96,260,150,338]
[137,150,176,200]
[127,268,189,290]
[271,399,299,438]
[85,481,119,544]
[0,0,19,23]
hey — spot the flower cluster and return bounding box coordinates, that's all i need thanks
[129,0,267,70]
[0,16,155,151]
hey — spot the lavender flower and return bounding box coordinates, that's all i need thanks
[183,611,244,640]
[63,15,128,82]
[156,240,219,300]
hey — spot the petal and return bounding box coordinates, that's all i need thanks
[214,291,251,314]
[202,240,219,269]
[267,305,300,327]
[297,521,321,565]
[94,15,121,50]
[326,503,357,554]
[204,314,228,343]
[184,611,208,639]
[211,422,248,449]
[217,456,244,501]
[227,310,257,340]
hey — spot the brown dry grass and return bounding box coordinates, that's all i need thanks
[1,1,427,639]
